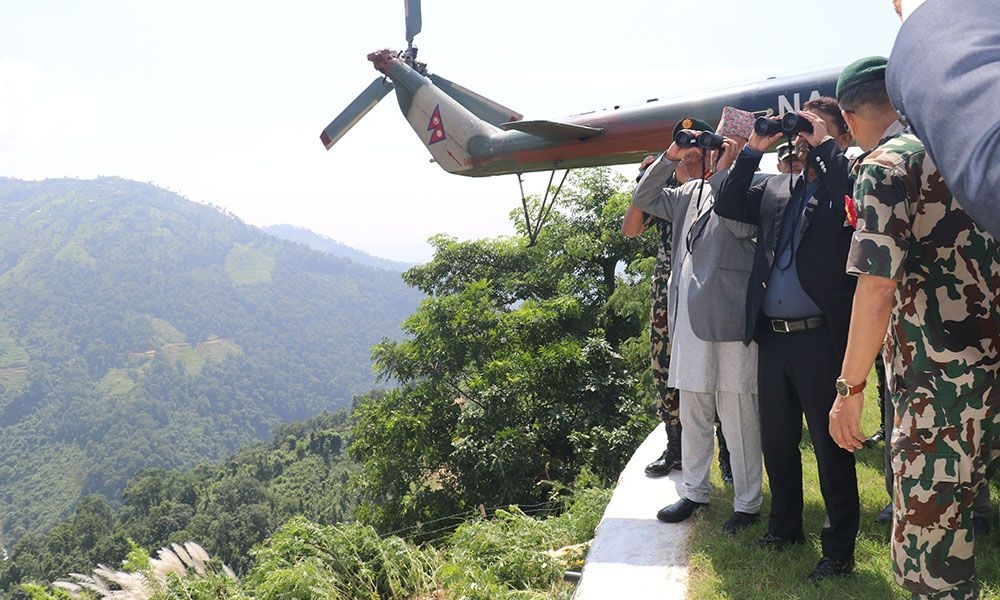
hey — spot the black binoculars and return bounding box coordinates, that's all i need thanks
[674,129,725,149]
[753,112,815,137]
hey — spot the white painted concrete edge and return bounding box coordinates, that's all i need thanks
[574,424,691,599]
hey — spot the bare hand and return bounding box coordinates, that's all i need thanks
[716,137,740,171]
[798,110,831,148]
[665,137,702,162]
[748,125,784,153]
[829,393,867,451]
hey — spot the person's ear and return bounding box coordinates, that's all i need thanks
[838,111,856,148]
[840,128,855,148]
[841,110,856,135]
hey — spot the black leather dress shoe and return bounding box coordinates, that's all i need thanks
[656,497,707,523]
[721,511,759,534]
[808,557,855,583]
[756,532,805,551]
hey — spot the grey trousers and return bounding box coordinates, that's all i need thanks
[680,389,763,513]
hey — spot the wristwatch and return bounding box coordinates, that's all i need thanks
[835,377,865,397]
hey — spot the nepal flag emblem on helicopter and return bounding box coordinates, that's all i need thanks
[427,105,447,145]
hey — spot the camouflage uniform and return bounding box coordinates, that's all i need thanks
[649,217,681,427]
[847,132,1000,599]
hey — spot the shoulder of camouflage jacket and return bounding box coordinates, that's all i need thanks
[861,132,925,173]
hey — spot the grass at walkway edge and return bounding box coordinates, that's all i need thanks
[686,371,1000,599]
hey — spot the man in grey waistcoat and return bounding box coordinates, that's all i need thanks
[631,114,762,534]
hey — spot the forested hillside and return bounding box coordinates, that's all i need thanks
[1,399,611,600]
[0,177,422,544]
[4,167,662,600]
[0,408,358,595]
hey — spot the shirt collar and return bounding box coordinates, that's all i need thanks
[879,120,907,146]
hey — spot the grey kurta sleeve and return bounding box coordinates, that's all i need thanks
[887,0,1000,239]
[631,153,681,222]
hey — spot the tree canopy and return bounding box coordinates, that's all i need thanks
[350,168,660,534]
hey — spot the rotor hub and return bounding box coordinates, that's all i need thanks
[367,49,396,75]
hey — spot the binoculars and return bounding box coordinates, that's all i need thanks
[753,112,814,137]
[674,129,725,150]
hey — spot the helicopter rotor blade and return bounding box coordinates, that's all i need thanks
[320,77,394,150]
[429,73,523,127]
[404,0,421,46]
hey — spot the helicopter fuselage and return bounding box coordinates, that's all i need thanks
[370,48,838,177]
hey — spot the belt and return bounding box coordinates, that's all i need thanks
[768,315,826,333]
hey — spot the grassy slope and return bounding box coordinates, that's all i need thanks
[687,369,1000,599]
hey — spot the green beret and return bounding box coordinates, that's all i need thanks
[672,117,712,138]
[836,56,888,101]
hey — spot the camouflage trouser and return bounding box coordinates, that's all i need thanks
[650,243,680,427]
[890,393,1000,599]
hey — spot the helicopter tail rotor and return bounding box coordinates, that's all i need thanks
[320,1,423,150]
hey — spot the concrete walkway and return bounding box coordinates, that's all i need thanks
[574,424,691,599]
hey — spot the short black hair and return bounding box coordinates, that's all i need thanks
[838,78,891,112]
[803,96,848,137]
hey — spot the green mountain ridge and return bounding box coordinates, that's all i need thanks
[0,177,422,544]
[262,224,418,272]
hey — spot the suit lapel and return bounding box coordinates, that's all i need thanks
[693,191,714,222]
[798,193,821,245]
[769,175,795,256]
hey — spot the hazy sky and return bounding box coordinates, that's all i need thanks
[0,1,901,262]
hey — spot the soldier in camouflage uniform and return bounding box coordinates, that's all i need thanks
[623,156,684,477]
[650,220,681,427]
[829,57,1000,599]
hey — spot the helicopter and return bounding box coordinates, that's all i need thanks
[320,0,842,240]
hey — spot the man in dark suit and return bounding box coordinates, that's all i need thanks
[714,97,859,583]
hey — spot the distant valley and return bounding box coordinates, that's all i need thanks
[0,177,422,543]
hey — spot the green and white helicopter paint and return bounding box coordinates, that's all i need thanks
[320,0,839,236]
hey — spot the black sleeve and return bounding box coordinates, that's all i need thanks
[808,138,850,202]
[714,152,768,225]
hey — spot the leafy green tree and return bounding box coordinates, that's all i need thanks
[350,168,658,535]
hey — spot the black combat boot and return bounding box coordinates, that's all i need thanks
[645,423,682,477]
[863,426,885,448]
[717,426,733,483]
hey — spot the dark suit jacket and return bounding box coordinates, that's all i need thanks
[713,139,857,356]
